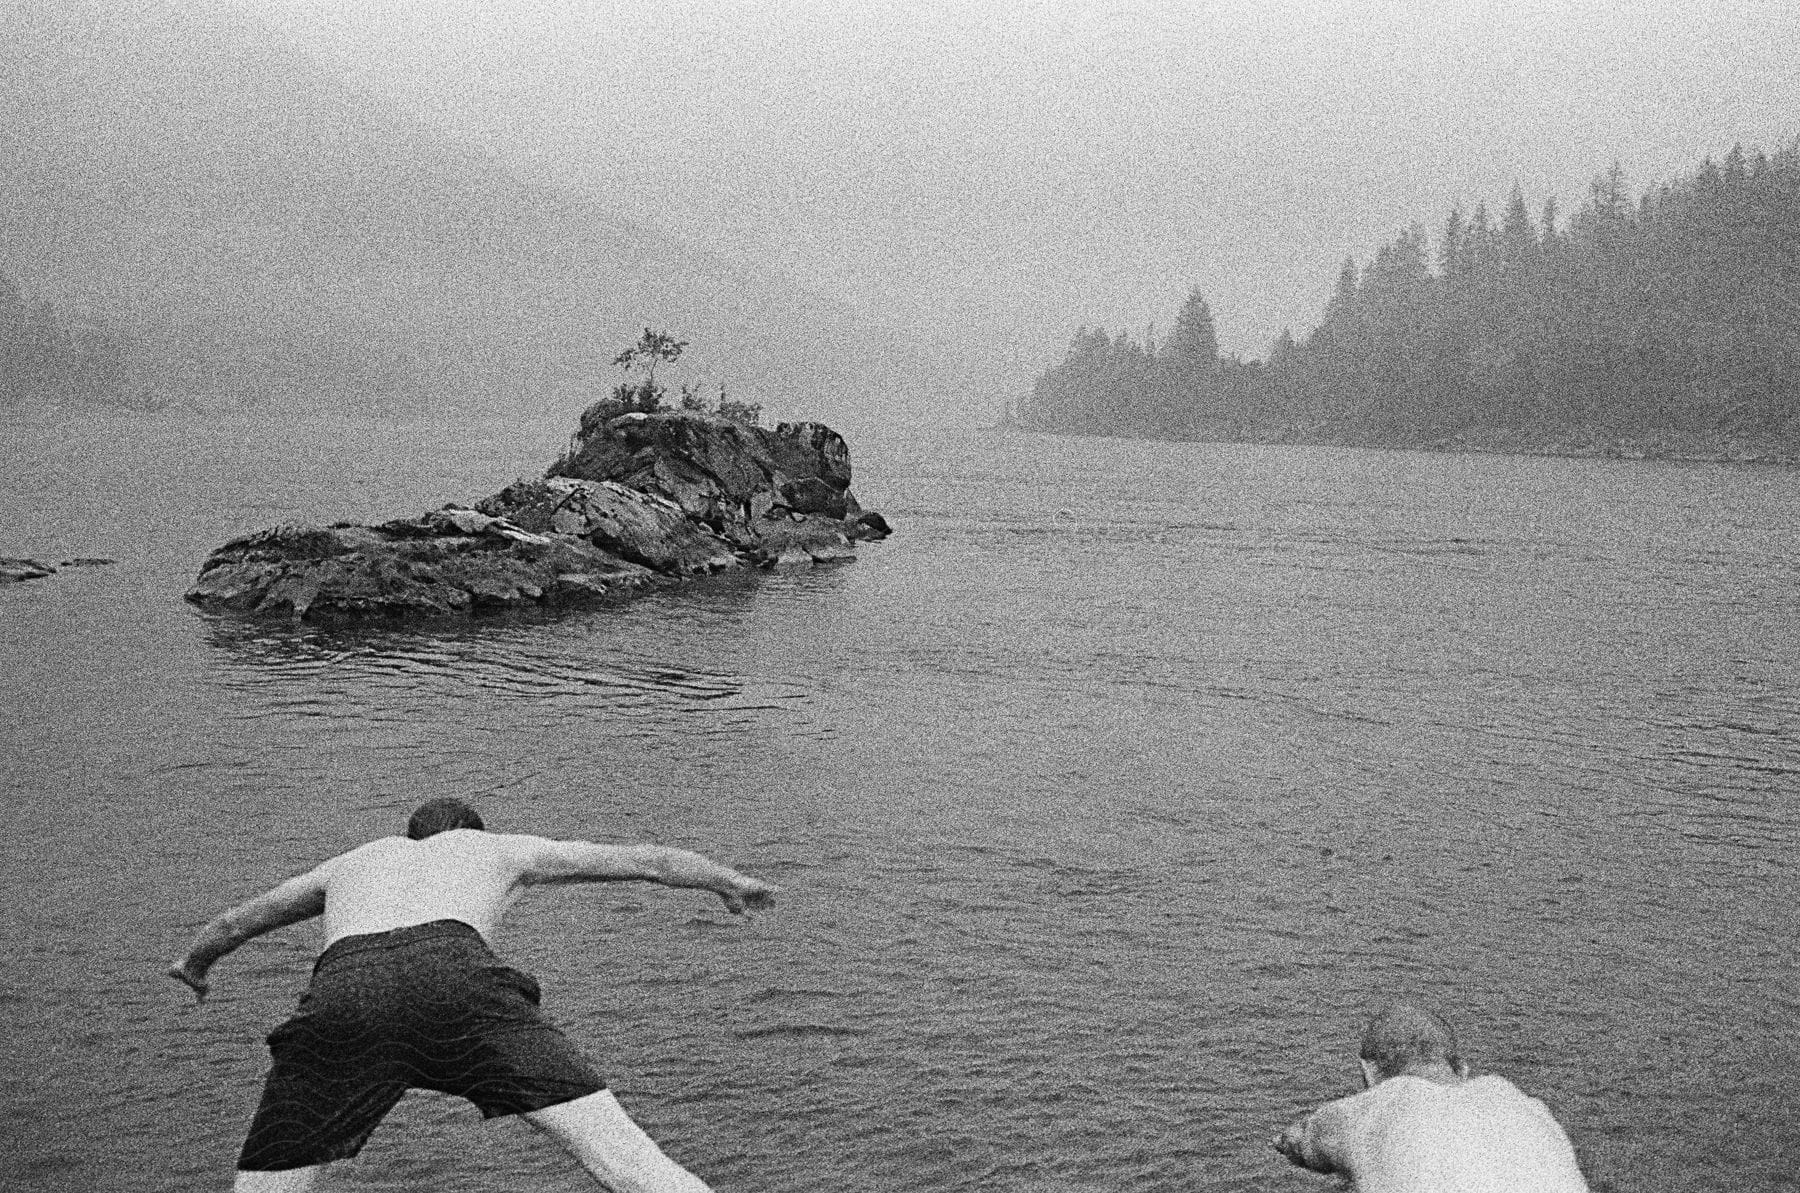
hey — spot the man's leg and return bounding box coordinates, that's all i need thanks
[524,1090,713,1193]
[234,1167,325,1192]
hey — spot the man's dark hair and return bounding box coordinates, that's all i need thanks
[1359,1002,1463,1080]
[407,798,485,840]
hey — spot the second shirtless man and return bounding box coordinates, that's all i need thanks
[169,797,776,1192]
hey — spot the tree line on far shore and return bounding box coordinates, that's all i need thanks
[1020,142,1800,455]
[0,270,157,410]
[0,274,763,422]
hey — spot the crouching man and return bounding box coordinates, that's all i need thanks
[1274,1001,1590,1192]
[169,798,776,1192]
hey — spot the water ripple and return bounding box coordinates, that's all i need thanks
[7,420,1800,1193]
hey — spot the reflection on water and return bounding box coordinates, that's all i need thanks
[208,622,818,723]
[2,411,1798,1192]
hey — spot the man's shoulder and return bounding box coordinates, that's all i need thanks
[1304,1084,1390,1134]
[1456,1074,1539,1106]
[479,831,561,856]
[320,835,407,869]
[1463,1074,1521,1089]
[1356,1075,1446,1105]
[1367,1074,1533,1110]
[350,834,409,852]
[329,832,520,868]
[1456,1074,1568,1125]
[461,831,580,873]
[1348,1075,1476,1124]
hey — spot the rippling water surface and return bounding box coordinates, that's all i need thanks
[3,411,1797,1192]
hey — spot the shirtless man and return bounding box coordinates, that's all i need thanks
[1273,1002,1590,1192]
[169,798,776,1192]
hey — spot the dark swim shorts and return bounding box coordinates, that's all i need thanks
[238,919,606,1171]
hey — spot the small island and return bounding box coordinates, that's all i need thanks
[185,397,891,622]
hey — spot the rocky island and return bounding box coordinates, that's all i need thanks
[186,403,891,622]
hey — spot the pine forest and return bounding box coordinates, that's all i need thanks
[1020,143,1800,460]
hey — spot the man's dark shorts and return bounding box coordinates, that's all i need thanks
[239,919,606,1171]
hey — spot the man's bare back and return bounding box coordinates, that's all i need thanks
[1274,1003,1589,1192]
[171,827,775,999]
[319,831,587,945]
[317,829,776,945]
[169,799,775,1192]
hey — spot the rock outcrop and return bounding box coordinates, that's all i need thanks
[186,408,890,622]
[549,408,869,528]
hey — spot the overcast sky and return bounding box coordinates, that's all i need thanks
[247,0,1800,396]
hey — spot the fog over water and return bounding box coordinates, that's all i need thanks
[250,0,1800,407]
[4,1,1795,422]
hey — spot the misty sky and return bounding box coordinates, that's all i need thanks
[246,0,1799,395]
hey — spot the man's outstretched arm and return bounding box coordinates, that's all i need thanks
[167,865,332,1001]
[514,837,777,913]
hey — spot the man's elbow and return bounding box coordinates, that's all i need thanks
[243,886,324,933]
[216,904,272,943]
[553,843,666,884]
[642,846,695,884]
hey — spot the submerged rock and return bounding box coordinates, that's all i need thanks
[1,558,58,584]
[186,408,889,621]
[0,557,118,585]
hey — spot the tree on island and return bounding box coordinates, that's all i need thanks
[610,327,689,413]
[597,327,763,427]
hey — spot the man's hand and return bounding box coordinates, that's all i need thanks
[1273,1121,1310,1168]
[1274,1116,1339,1175]
[168,960,210,1003]
[720,877,777,915]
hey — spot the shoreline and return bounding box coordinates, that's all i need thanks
[1008,422,1800,467]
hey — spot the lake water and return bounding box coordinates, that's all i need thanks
[2,410,1797,1192]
